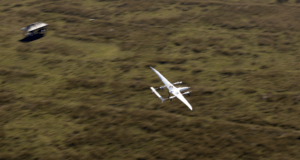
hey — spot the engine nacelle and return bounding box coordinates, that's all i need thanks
[168,95,176,101]
[155,86,165,90]
[173,81,182,85]
[169,96,176,99]
[179,87,190,92]
[183,91,192,96]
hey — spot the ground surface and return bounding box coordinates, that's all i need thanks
[1,0,300,159]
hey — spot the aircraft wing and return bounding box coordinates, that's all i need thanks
[173,92,193,110]
[150,67,173,91]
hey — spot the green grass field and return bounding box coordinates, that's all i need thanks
[1,0,300,159]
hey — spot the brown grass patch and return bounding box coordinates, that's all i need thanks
[170,57,187,64]
[215,49,245,56]
[127,81,149,91]
[229,44,243,50]
[0,153,13,160]
[34,41,82,56]
[242,87,257,94]
[150,56,170,64]
[235,33,248,40]
[0,68,37,78]
[60,15,83,23]
[219,69,246,76]
[172,36,203,47]
[2,1,300,159]
[206,36,223,46]
[17,9,39,17]
[191,46,206,53]
[16,43,32,53]
[40,57,63,65]
[118,41,138,51]
[169,65,186,71]
[258,37,275,46]
[0,92,15,105]
[119,62,137,72]
[192,67,203,74]
[65,77,106,89]
[132,16,181,26]
[40,4,94,18]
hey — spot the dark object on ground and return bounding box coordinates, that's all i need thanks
[19,34,45,43]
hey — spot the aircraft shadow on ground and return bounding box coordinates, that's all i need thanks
[19,34,45,43]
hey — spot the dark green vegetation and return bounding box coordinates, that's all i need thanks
[1,0,300,159]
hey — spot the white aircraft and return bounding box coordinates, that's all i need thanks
[150,67,193,111]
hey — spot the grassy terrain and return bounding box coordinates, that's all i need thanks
[1,0,300,159]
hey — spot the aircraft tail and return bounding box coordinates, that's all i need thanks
[151,87,166,103]
[160,97,166,103]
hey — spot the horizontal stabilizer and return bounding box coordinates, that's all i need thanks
[150,87,166,103]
